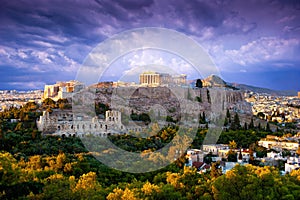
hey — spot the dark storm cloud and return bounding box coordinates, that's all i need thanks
[0,64,62,84]
[114,0,154,10]
[0,0,299,90]
[0,1,101,43]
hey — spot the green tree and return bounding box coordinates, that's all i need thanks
[207,89,211,103]
[227,150,237,162]
[42,98,56,108]
[196,79,203,88]
[212,165,260,200]
[57,98,70,109]
[224,117,228,126]
[230,113,241,130]
[243,122,248,130]
[257,123,261,131]
[249,118,254,129]
[226,109,231,119]
[0,152,22,186]
[266,122,271,132]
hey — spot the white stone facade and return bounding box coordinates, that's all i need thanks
[139,71,187,87]
[37,109,125,137]
[43,80,85,101]
[258,139,299,151]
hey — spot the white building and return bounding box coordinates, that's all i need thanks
[202,144,230,156]
[186,149,204,165]
[285,157,300,173]
[43,80,85,101]
[37,109,125,137]
[258,138,299,151]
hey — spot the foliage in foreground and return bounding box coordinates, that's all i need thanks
[1,151,300,199]
[1,101,299,199]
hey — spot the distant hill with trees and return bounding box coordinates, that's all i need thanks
[231,83,297,96]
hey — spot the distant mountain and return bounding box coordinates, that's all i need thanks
[230,83,297,96]
[190,75,297,96]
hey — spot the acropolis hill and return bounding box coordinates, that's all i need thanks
[93,85,251,119]
[38,73,253,137]
[41,73,253,119]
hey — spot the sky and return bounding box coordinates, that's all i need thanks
[0,0,300,91]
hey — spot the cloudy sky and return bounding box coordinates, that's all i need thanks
[0,0,299,91]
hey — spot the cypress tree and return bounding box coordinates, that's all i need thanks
[230,112,241,130]
[224,117,228,126]
[207,89,211,103]
[266,122,271,132]
[226,109,231,118]
[249,118,254,129]
[258,123,261,131]
[244,122,248,130]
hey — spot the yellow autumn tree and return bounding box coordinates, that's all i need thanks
[56,152,66,170]
[141,181,160,196]
[229,140,237,149]
[74,172,98,191]
[107,187,138,200]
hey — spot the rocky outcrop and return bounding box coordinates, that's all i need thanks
[93,86,252,121]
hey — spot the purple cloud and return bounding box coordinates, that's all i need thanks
[0,0,299,90]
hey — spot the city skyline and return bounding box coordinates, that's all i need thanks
[0,0,300,91]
